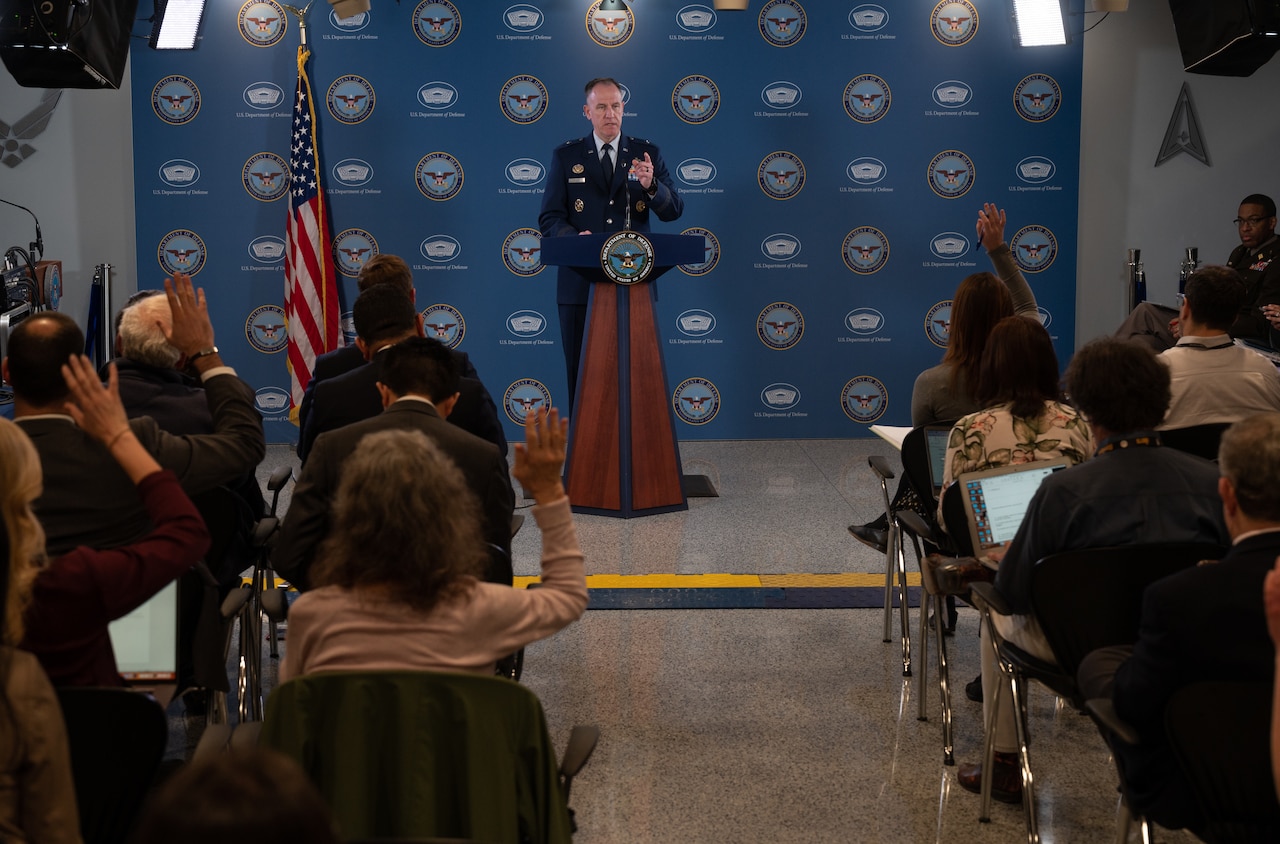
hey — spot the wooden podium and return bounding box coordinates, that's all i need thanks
[541,233,704,518]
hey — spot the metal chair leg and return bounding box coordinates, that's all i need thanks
[936,597,955,765]
[1009,668,1040,843]
[917,592,930,721]
[894,524,911,676]
[979,611,1004,822]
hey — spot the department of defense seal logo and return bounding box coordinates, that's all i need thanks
[420,234,461,263]
[1010,225,1058,273]
[243,82,284,110]
[241,152,289,202]
[159,159,199,187]
[245,305,287,354]
[925,301,953,347]
[503,4,543,32]
[414,1,461,46]
[849,5,888,32]
[504,379,552,424]
[928,149,975,199]
[845,308,884,335]
[327,75,375,124]
[757,302,804,350]
[253,387,291,418]
[672,75,720,125]
[601,232,656,285]
[418,82,458,109]
[677,5,716,32]
[759,0,806,47]
[761,383,801,410]
[506,158,545,186]
[158,230,206,276]
[503,228,543,276]
[761,81,802,110]
[676,308,716,337]
[673,377,721,425]
[330,8,369,30]
[152,76,201,125]
[842,376,888,423]
[1036,307,1053,329]
[1014,74,1061,122]
[842,227,890,274]
[676,158,716,186]
[416,152,464,201]
[333,158,374,187]
[931,0,977,46]
[844,75,891,123]
[341,311,356,344]
[248,235,286,264]
[847,157,887,185]
[761,233,801,262]
[930,232,970,259]
[933,80,973,108]
[238,0,287,47]
[507,309,547,337]
[420,304,465,348]
[500,75,548,124]
[1016,156,1056,184]
[586,0,634,47]
[758,151,805,200]
[679,227,720,276]
[332,228,379,277]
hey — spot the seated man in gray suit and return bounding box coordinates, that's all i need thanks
[2,272,266,554]
[275,337,515,590]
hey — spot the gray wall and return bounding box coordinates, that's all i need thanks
[5,3,1280,356]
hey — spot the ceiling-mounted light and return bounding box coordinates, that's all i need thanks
[148,0,206,49]
[1010,0,1067,47]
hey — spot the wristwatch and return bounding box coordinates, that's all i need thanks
[187,346,219,362]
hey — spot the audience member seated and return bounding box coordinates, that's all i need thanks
[132,747,339,844]
[1117,193,1280,351]
[275,337,516,590]
[1158,266,1280,430]
[959,337,1230,804]
[10,355,210,687]
[280,408,587,680]
[298,253,505,460]
[1266,555,1280,804]
[850,202,1040,555]
[937,314,1093,527]
[1077,412,1280,831]
[0,451,81,842]
[1,273,264,555]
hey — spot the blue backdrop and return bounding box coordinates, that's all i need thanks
[130,0,1083,444]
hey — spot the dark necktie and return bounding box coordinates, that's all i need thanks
[601,142,614,183]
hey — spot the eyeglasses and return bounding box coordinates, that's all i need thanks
[1233,216,1273,228]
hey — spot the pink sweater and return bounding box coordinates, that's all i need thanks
[280,496,587,680]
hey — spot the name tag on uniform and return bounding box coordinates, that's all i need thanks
[568,177,586,184]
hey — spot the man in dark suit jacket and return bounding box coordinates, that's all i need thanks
[1080,412,1280,832]
[297,253,503,456]
[2,274,266,555]
[298,283,506,462]
[538,77,683,412]
[275,337,515,590]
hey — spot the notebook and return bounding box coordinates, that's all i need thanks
[959,459,1071,563]
[107,580,179,686]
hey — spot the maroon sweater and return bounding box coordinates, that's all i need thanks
[22,470,210,687]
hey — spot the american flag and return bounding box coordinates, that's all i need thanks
[285,45,342,425]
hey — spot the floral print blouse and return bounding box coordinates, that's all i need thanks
[938,400,1094,522]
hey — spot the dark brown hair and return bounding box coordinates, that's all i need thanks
[941,272,1015,395]
[974,315,1061,419]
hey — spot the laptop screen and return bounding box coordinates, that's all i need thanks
[107,581,179,683]
[925,427,951,493]
[961,459,1070,556]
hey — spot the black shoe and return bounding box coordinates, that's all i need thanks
[848,523,888,554]
[965,674,983,703]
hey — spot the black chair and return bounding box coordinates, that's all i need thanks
[968,542,1225,842]
[57,686,168,844]
[1160,423,1230,461]
[1165,681,1280,843]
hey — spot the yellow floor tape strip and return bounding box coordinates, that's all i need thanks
[261,573,923,590]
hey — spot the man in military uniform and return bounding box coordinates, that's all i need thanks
[538,77,683,414]
[1117,193,1280,350]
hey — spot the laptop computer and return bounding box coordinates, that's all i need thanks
[958,458,1071,563]
[107,580,179,689]
[923,425,952,497]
